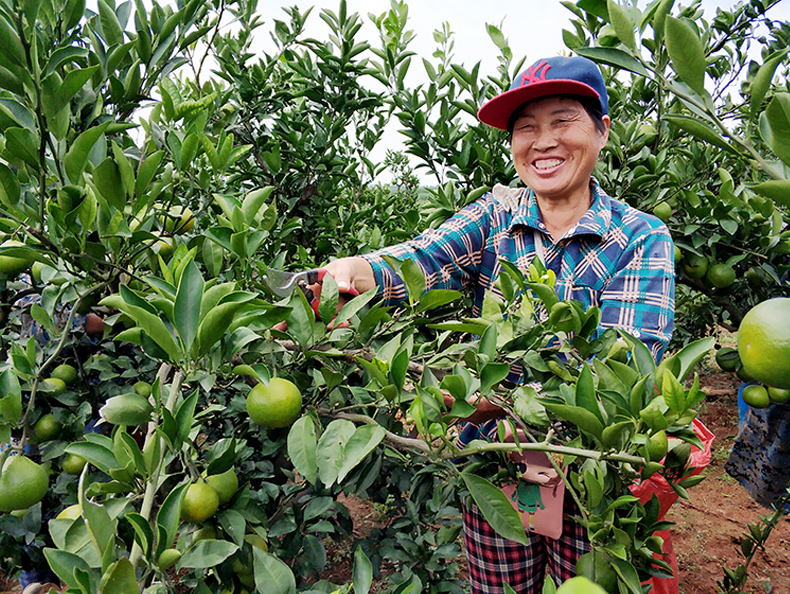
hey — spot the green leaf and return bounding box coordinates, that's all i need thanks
[761,93,790,166]
[415,289,462,312]
[134,150,164,199]
[401,258,426,303]
[193,297,251,357]
[174,259,203,352]
[663,115,732,151]
[175,390,199,448]
[287,416,318,484]
[252,548,296,594]
[156,482,188,556]
[461,473,529,545]
[43,549,92,590]
[124,512,153,558]
[65,123,111,183]
[337,424,386,483]
[665,16,706,95]
[750,50,787,117]
[81,500,116,562]
[575,363,601,421]
[674,336,715,382]
[651,0,674,42]
[480,362,509,397]
[750,180,790,209]
[177,539,238,569]
[540,401,604,440]
[65,441,118,475]
[316,419,356,487]
[574,47,649,76]
[241,186,274,225]
[100,556,137,594]
[334,287,377,327]
[98,0,125,46]
[92,158,126,209]
[4,127,39,168]
[607,0,635,51]
[353,546,373,594]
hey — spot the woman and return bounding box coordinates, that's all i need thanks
[318,55,675,593]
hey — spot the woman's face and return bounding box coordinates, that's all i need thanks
[510,96,609,205]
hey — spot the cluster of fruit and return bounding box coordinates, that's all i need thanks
[717,298,790,409]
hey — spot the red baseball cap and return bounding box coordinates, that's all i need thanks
[478,56,609,130]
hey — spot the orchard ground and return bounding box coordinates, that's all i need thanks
[1,372,788,594]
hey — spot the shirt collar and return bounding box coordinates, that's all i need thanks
[509,178,612,239]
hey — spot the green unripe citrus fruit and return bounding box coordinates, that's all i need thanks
[715,347,740,372]
[133,381,152,397]
[768,386,790,404]
[652,201,672,223]
[62,453,87,475]
[34,413,62,441]
[737,298,790,389]
[0,455,49,512]
[158,548,182,570]
[181,482,220,523]
[646,430,669,462]
[41,377,67,395]
[556,576,608,594]
[741,385,770,409]
[706,263,736,289]
[683,253,709,279]
[0,240,34,279]
[246,378,303,429]
[51,364,78,385]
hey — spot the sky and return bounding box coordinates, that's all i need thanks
[251,0,790,180]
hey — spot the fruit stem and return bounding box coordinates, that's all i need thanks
[130,364,181,569]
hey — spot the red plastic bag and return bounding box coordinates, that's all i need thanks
[630,419,715,594]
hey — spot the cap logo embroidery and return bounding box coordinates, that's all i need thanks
[521,60,550,86]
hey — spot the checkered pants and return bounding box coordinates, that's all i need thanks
[463,497,590,594]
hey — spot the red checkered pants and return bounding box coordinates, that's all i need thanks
[463,497,590,594]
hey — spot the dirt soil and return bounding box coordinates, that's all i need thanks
[3,372,789,594]
[667,371,790,594]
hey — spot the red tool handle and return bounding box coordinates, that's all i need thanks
[307,268,360,316]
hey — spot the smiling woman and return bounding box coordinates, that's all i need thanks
[307,54,676,594]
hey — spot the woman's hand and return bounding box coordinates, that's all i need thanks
[442,392,504,425]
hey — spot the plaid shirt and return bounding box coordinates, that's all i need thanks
[362,179,675,361]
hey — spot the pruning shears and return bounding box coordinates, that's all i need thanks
[263,267,359,315]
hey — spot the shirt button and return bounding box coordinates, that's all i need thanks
[538,223,545,229]
[633,331,640,338]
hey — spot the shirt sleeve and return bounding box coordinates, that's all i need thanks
[359,197,494,305]
[597,224,675,362]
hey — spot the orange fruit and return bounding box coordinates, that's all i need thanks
[0,240,34,279]
[741,385,770,409]
[181,482,219,523]
[683,253,708,279]
[737,298,790,389]
[715,347,740,372]
[158,548,182,570]
[0,455,49,512]
[652,202,672,223]
[768,387,790,404]
[706,263,735,289]
[51,364,78,385]
[646,430,669,462]
[34,413,62,441]
[41,377,67,395]
[556,576,608,594]
[62,453,87,475]
[246,378,302,429]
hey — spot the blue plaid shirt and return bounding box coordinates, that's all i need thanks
[362,179,675,361]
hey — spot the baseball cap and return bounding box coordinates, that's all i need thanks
[477,56,609,130]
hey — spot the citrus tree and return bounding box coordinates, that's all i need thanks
[0,0,782,593]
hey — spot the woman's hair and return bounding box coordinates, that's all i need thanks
[506,94,607,141]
